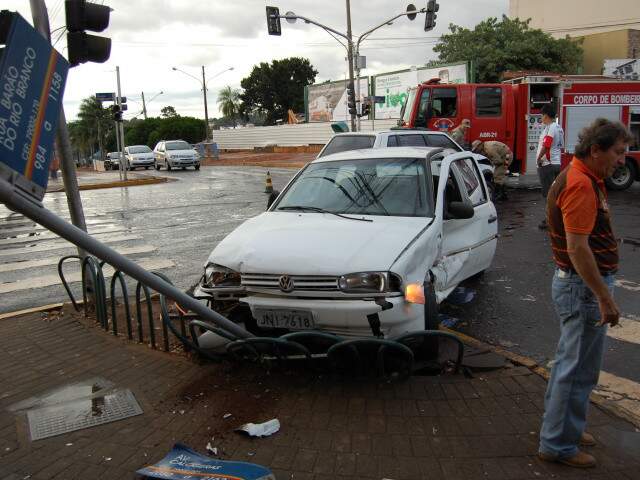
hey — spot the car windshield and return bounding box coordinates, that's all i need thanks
[166,141,191,150]
[128,146,151,154]
[276,157,432,217]
[319,135,375,157]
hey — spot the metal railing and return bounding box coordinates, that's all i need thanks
[58,255,465,378]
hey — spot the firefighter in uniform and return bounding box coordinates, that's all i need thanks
[450,119,471,149]
[472,140,513,201]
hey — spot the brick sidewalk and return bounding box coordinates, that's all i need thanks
[1,312,638,479]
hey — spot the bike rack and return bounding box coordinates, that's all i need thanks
[58,257,466,379]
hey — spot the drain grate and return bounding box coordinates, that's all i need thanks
[27,388,143,440]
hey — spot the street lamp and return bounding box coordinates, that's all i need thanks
[171,66,234,142]
[141,90,163,119]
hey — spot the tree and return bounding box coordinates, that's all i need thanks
[433,16,583,83]
[76,96,113,159]
[240,57,317,125]
[161,105,178,118]
[217,86,241,128]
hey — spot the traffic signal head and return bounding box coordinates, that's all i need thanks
[110,104,122,122]
[65,0,112,66]
[347,83,357,116]
[266,6,282,35]
[360,102,371,118]
[425,0,439,31]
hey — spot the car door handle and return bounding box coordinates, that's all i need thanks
[488,215,497,224]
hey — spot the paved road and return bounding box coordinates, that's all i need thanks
[0,166,296,313]
[1,167,638,412]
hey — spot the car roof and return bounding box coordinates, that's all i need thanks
[313,146,445,163]
[329,130,450,138]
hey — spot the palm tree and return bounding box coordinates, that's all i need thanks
[216,86,241,128]
[77,97,112,159]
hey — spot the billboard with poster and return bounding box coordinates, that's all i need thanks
[373,62,469,120]
[306,78,369,122]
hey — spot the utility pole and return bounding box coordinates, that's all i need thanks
[116,66,127,180]
[202,66,210,142]
[29,0,88,256]
[141,91,148,120]
[345,0,357,132]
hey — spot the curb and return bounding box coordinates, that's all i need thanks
[441,326,640,429]
[47,175,169,193]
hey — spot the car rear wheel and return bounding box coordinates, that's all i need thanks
[145,166,149,170]
[182,167,186,170]
[605,159,636,191]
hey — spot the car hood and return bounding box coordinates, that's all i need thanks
[166,149,197,156]
[128,153,153,159]
[208,212,433,275]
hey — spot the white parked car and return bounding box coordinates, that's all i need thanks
[153,140,200,171]
[124,145,155,170]
[194,147,497,344]
[318,130,495,193]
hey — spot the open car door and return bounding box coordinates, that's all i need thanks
[431,152,497,302]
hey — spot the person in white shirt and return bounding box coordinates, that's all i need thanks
[537,104,564,229]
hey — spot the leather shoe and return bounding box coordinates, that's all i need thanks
[580,432,596,447]
[538,450,596,468]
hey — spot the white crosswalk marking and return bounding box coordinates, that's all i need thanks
[0,258,175,294]
[0,227,128,246]
[0,245,157,273]
[0,234,140,257]
[607,315,640,345]
[596,370,640,423]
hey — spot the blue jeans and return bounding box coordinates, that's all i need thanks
[539,268,615,458]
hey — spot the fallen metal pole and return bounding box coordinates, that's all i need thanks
[0,180,253,340]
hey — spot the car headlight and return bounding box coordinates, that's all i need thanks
[203,263,241,288]
[338,272,387,293]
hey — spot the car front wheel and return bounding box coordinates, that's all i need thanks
[605,159,636,191]
[195,164,200,170]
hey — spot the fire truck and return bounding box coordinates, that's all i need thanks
[399,75,640,190]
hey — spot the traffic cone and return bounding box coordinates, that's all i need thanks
[264,171,273,193]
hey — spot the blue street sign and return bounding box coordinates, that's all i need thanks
[95,92,115,101]
[136,443,274,480]
[0,11,69,201]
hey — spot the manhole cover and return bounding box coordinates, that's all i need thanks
[27,388,142,440]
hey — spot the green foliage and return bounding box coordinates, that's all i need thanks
[75,97,113,159]
[217,86,241,127]
[433,16,583,83]
[240,57,317,125]
[160,105,178,118]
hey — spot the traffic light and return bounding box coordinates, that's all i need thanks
[360,101,371,118]
[347,83,357,116]
[266,6,281,36]
[425,0,439,31]
[65,0,112,66]
[110,104,122,122]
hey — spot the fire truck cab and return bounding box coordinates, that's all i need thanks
[400,76,640,190]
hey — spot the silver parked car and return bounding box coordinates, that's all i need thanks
[153,140,201,171]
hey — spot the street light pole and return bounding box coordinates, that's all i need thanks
[29,0,89,257]
[202,66,210,142]
[116,66,127,180]
[345,0,357,132]
[141,91,147,120]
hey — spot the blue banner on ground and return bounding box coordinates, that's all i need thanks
[0,11,69,199]
[136,443,275,480]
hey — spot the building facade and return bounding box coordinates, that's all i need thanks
[509,0,640,74]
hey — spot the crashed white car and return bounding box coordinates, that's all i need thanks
[195,147,497,340]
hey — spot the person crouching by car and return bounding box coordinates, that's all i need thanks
[471,139,512,202]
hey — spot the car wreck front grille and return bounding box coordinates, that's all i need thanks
[241,273,339,291]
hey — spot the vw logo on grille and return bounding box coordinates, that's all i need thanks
[278,275,295,293]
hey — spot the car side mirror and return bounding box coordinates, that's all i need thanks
[447,201,474,219]
[267,190,280,210]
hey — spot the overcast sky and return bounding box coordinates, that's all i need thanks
[7,0,508,120]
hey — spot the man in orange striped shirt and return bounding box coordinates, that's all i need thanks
[538,119,632,468]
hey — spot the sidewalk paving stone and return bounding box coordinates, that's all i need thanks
[1,311,639,479]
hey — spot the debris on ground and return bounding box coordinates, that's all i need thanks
[439,314,459,329]
[236,419,280,437]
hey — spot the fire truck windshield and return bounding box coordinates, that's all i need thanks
[402,88,418,125]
